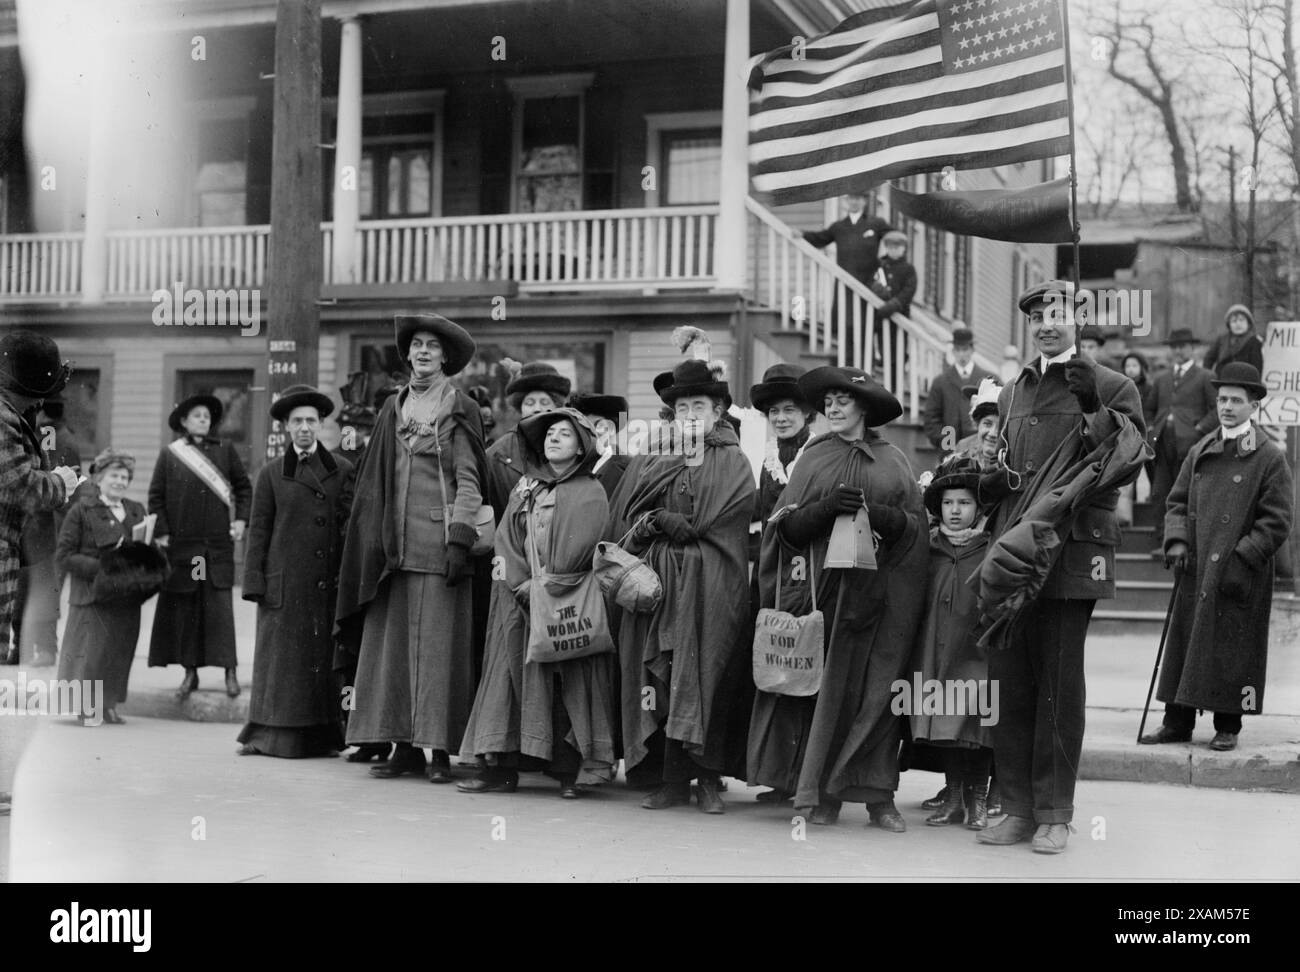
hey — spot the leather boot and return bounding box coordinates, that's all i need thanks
[176,668,198,701]
[695,775,725,815]
[925,776,966,826]
[920,785,949,811]
[224,668,241,698]
[370,743,427,779]
[965,781,989,830]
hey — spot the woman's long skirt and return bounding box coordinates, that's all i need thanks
[345,570,475,752]
[460,581,617,785]
[148,585,237,668]
[58,600,140,711]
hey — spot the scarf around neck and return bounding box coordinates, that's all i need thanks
[939,519,984,547]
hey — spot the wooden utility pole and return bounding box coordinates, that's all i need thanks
[264,0,322,461]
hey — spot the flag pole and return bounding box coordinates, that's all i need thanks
[1057,0,1082,293]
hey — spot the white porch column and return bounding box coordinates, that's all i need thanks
[80,44,112,302]
[331,15,363,284]
[714,0,749,291]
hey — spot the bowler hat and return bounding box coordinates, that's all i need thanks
[1078,325,1108,346]
[1211,362,1267,400]
[749,363,808,412]
[797,366,902,427]
[951,327,975,348]
[394,313,476,376]
[923,455,984,519]
[654,359,730,405]
[1017,279,1087,314]
[506,362,571,405]
[0,331,72,399]
[270,384,334,423]
[1164,327,1199,346]
[568,391,628,425]
[168,394,224,432]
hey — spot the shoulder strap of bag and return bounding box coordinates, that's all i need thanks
[525,489,543,580]
[773,546,816,608]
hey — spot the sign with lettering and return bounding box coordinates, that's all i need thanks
[1258,321,1300,426]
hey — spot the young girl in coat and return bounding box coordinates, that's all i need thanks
[459,409,617,797]
[908,455,995,829]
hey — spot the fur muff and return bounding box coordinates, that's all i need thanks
[92,541,169,604]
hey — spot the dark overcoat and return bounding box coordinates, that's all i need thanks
[1160,426,1294,713]
[992,356,1146,599]
[922,363,997,448]
[243,447,354,728]
[1150,363,1218,457]
[803,214,892,284]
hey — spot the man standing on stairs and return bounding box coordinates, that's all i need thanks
[922,326,996,453]
[976,280,1146,856]
[1148,328,1218,557]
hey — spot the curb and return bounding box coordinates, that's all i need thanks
[121,687,249,724]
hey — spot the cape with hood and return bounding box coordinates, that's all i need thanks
[605,422,753,782]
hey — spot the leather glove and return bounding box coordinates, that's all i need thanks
[878,299,900,316]
[821,484,865,517]
[1218,552,1254,602]
[445,522,477,587]
[1163,540,1188,573]
[978,466,1013,502]
[867,505,907,546]
[655,510,697,544]
[1064,357,1101,413]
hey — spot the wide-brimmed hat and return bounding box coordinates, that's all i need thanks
[90,447,136,479]
[951,327,975,348]
[506,362,571,405]
[923,455,984,518]
[270,384,334,422]
[168,394,223,432]
[1017,279,1087,314]
[654,359,730,405]
[1223,303,1255,329]
[1078,324,1108,346]
[568,391,628,424]
[517,406,598,459]
[797,366,901,427]
[0,331,72,399]
[394,313,476,376]
[749,363,808,412]
[965,376,1002,422]
[1211,362,1268,399]
[1165,327,1199,346]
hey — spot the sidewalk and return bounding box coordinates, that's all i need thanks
[5,588,1299,794]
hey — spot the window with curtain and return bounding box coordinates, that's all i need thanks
[662,129,721,205]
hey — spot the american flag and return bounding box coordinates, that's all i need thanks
[750,0,1073,205]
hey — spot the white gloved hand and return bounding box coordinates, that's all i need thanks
[52,465,79,494]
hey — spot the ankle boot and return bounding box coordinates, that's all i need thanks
[925,776,966,826]
[965,781,989,830]
[176,667,199,700]
[224,667,241,698]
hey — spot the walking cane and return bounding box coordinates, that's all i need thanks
[1137,566,1183,743]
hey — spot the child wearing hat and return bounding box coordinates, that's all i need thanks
[1204,304,1264,377]
[871,230,917,319]
[907,455,996,829]
[1142,363,1294,751]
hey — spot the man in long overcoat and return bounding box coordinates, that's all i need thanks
[1148,327,1218,552]
[239,385,355,757]
[922,327,996,452]
[977,280,1146,855]
[1142,363,1293,751]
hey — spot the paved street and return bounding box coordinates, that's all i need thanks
[6,716,1299,882]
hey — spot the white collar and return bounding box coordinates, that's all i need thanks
[955,363,972,379]
[1221,421,1252,440]
[1175,361,1190,376]
[1038,345,1076,373]
[847,211,862,223]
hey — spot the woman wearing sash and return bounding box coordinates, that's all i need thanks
[334,314,489,785]
[148,395,252,700]
[750,366,928,830]
[458,408,616,797]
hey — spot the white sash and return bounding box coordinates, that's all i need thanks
[168,439,234,511]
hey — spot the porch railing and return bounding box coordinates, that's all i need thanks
[329,206,718,291]
[0,232,83,299]
[105,225,270,296]
[744,196,950,422]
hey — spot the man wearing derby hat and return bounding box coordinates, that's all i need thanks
[1148,327,1218,554]
[238,386,355,758]
[0,331,80,665]
[147,391,253,700]
[976,280,1147,854]
[922,326,996,452]
[1143,363,1293,752]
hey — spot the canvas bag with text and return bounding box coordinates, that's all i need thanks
[752,548,824,697]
